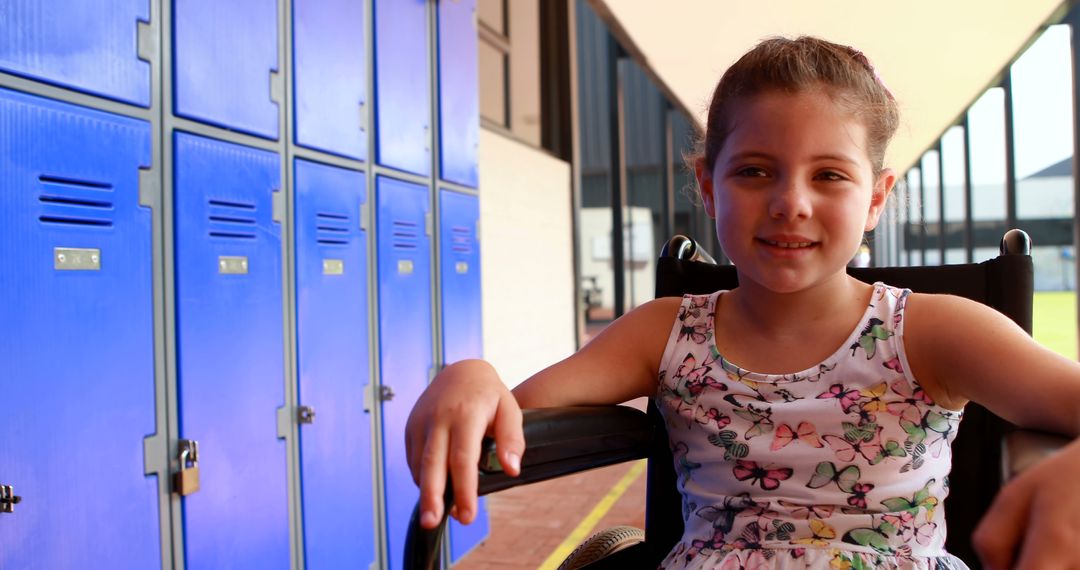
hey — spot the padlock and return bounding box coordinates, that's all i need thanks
[174,440,200,496]
[174,465,200,496]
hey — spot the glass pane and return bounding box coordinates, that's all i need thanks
[623,59,665,310]
[1012,24,1076,296]
[477,0,504,35]
[576,1,613,342]
[967,87,1007,262]
[940,126,966,264]
[671,111,713,254]
[508,0,541,146]
[920,152,941,265]
[478,39,506,126]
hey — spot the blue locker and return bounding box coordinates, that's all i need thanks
[173,132,288,569]
[0,89,158,568]
[173,0,279,139]
[294,159,376,569]
[439,190,488,562]
[0,0,151,106]
[374,0,431,176]
[377,177,432,570]
[293,0,367,160]
[437,0,479,188]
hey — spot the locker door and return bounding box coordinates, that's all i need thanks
[0,0,151,106]
[438,190,488,562]
[377,177,432,570]
[293,0,367,160]
[173,132,288,569]
[294,159,376,569]
[0,89,158,568]
[437,0,479,188]
[173,0,279,139]
[374,0,431,176]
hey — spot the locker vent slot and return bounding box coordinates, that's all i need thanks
[38,174,116,227]
[391,220,419,250]
[39,216,113,227]
[450,226,473,254]
[208,199,256,210]
[208,198,258,240]
[40,196,113,209]
[316,212,351,245]
[39,175,114,190]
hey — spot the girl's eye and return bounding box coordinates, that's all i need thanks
[816,170,847,182]
[735,166,768,178]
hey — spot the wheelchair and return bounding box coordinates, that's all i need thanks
[405,229,1070,569]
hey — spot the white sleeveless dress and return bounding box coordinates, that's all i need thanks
[655,283,969,569]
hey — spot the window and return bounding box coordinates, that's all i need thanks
[940,125,967,264]
[1011,24,1076,292]
[477,0,541,146]
[967,87,1008,263]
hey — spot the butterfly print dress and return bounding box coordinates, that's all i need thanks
[655,283,968,569]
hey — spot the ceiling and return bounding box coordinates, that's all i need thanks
[592,0,1070,171]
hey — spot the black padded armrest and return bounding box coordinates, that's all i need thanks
[404,405,655,570]
[1003,428,1072,480]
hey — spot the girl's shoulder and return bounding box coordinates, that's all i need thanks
[899,291,1028,410]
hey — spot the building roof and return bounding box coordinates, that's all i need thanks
[591,0,1069,172]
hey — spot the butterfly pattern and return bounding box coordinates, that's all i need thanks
[656,284,967,570]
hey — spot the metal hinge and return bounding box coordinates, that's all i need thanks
[272,188,285,223]
[424,211,433,236]
[0,485,22,514]
[137,20,157,63]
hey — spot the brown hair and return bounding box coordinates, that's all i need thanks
[693,36,899,177]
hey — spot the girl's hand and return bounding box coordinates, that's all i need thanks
[973,437,1080,569]
[405,359,524,529]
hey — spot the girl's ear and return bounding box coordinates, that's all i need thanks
[695,158,717,219]
[864,168,896,232]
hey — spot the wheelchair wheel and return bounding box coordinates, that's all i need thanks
[557,525,645,570]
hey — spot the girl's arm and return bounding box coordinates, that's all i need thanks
[406,296,681,529]
[903,293,1080,569]
[903,293,1080,436]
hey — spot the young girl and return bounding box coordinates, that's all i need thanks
[407,37,1080,569]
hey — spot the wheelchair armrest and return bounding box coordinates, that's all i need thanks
[404,405,655,570]
[1003,428,1072,480]
[478,405,654,494]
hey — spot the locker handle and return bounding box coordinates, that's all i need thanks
[0,485,22,514]
[298,406,316,424]
[380,386,395,402]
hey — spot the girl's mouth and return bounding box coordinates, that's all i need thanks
[758,238,816,249]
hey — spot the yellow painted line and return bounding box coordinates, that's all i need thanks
[536,460,648,570]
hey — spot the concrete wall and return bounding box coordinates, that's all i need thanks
[478,128,578,388]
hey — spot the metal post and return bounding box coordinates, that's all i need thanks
[937,141,946,263]
[962,115,975,263]
[608,36,627,318]
[1067,6,1080,358]
[1003,71,1018,231]
[918,164,927,264]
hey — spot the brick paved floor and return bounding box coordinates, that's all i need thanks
[453,459,648,569]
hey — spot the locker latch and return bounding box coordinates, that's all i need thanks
[380,386,395,402]
[297,406,316,425]
[0,485,22,514]
[174,440,200,496]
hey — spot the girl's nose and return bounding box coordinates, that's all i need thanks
[768,180,812,221]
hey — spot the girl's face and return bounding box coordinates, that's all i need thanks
[697,89,895,294]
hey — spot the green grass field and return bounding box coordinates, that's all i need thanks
[1033,291,1078,360]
